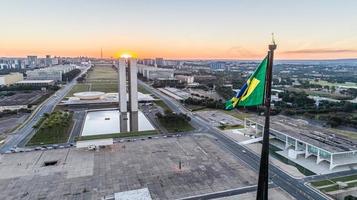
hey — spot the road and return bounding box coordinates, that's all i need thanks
[138,80,329,200]
[0,67,89,153]
[179,183,275,200]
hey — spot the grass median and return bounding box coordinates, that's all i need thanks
[27,111,73,146]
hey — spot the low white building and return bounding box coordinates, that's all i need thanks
[16,80,55,86]
[0,73,24,86]
[175,75,194,84]
[26,65,76,81]
[137,64,174,80]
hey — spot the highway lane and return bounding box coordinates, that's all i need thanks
[0,67,89,153]
[179,183,276,200]
[138,80,329,200]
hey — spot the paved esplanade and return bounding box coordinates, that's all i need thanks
[138,80,330,200]
[0,67,90,153]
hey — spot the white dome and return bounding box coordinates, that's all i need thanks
[73,91,105,100]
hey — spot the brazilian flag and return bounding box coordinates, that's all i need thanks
[225,57,268,109]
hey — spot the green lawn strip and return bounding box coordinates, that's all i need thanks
[27,112,73,146]
[90,83,117,93]
[320,184,340,193]
[328,128,357,140]
[222,110,250,121]
[332,174,357,183]
[66,84,90,97]
[310,180,336,187]
[158,118,194,132]
[138,85,151,94]
[311,175,357,192]
[155,100,172,112]
[66,82,118,98]
[320,181,357,193]
[87,66,117,80]
[76,130,159,141]
[218,124,244,130]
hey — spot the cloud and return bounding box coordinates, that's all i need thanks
[282,48,357,54]
[226,46,260,58]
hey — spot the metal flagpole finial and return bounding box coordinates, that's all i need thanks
[269,33,277,51]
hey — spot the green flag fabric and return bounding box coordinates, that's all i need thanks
[225,56,268,109]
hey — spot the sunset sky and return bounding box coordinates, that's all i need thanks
[1,0,357,60]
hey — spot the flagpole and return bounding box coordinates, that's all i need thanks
[256,42,277,200]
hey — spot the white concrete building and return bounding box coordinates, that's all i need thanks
[245,115,357,170]
[138,64,174,80]
[118,58,139,132]
[26,65,76,81]
[0,73,24,86]
[16,80,55,86]
[175,75,194,84]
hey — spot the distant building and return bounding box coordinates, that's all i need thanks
[26,65,76,81]
[153,78,179,87]
[138,65,174,80]
[175,75,194,84]
[140,59,155,66]
[51,57,59,65]
[0,73,24,86]
[27,55,38,67]
[155,58,164,67]
[210,61,226,71]
[45,55,52,67]
[193,75,217,83]
[16,80,55,86]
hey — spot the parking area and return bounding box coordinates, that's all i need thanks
[0,90,45,106]
[0,135,257,200]
[195,110,243,127]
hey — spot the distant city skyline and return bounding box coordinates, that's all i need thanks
[1,0,357,59]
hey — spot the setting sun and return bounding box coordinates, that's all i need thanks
[120,53,132,59]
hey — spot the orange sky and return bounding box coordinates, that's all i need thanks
[1,0,357,60]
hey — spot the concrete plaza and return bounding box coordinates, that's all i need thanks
[0,135,259,200]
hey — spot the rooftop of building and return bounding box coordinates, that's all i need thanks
[248,115,357,153]
[17,80,54,83]
[0,72,22,77]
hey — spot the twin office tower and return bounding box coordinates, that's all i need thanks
[118,58,138,132]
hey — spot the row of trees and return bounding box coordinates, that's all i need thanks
[215,85,234,100]
[274,91,357,128]
[0,108,31,118]
[62,68,81,82]
[0,84,60,92]
[183,97,225,110]
[155,111,191,124]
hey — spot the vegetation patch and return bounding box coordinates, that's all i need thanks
[138,85,151,94]
[310,180,335,187]
[155,100,172,112]
[156,111,194,132]
[311,174,357,193]
[218,124,244,130]
[87,65,118,80]
[27,111,73,146]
